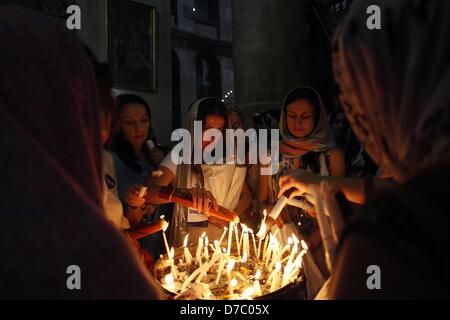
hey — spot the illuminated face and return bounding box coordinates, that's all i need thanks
[118,103,150,151]
[228,112,245,130]
[286,99,315,138]
[202,114,225,150]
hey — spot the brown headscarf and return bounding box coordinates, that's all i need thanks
[333,0,450,183]
[0,6,163,299]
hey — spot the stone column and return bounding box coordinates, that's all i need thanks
[231,0,310,115]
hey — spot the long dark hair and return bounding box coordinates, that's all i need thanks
[109,94,154,173]
[284,87,326,174]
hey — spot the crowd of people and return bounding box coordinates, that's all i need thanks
[1,0,449,299]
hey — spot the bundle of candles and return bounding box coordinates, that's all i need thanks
[154,211,307,300]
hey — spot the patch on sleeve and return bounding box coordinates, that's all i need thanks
[104,174,116,190]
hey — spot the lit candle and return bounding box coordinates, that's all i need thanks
[204,236,210,262]
[227,222,234,255]
[218,226,228,247]
[253,270,262,296]
[234,223,241,257]
[138,186,148,198]
[269,241,290,271]
[257,223,266,260]
[195,232,206,266]
[160,216,170,257]
[183,234,193,266]
[249,229,257,257]
[169,247,178,279]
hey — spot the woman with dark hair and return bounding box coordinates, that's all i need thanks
[280,0,450,299]
[109,94,165,210]
[259,86,345,275]
[145,98,252,247]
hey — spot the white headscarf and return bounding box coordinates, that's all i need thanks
[333,0,450,183]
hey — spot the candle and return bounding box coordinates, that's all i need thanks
[169,247,178,279]
[215,255,226,285]
[181,254,218,291]
[269,262,282,293]
[262,232,271,261]
[218,227,228,247]
[195,232,206,266]
[234,223,241,257]
[183,234,193,266]
[160,216,170,257]
[242,287,254,300]
[229,277,238,296]
[257,223,266,260]
[249,229,257,257]
[204,236,210,262]
[253,270,262,296]
[227,222,234,255]
[269,242,290,271]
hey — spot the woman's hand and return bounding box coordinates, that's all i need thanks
[148,147,165,165]
[278,169,328,199]
[126,185,146,208]
[185,187,219,214]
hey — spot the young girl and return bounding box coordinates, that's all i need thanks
[259,86,345,250]
[145,98,252,247]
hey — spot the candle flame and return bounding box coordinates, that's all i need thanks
[183,234,189,247]
[255,270,261,280]
[224,227,228,231]
[169,247,175,259]
[292,234,300,244]
[256,223,267,238]
[301,240,308,250]
[162,221,169,232]
[263,209,267,217]
[201,232,206,238]
[230,278,238,287]
[160,215,165,220]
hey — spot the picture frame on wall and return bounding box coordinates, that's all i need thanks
[107,0,158,92]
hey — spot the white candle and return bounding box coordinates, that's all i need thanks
[257,223,266,260]
[250,229,257,257]
[195,232,206,265]
[169,247,178,279]
[253,270,262,296]
[227,222,234,255]
[269,262,282,293]
[215,255,226,285]
[204,236,210,262]
[269,243,290,271]
[183,234,193,266]
[234,223,241,257]
[160,217,170,257]
[242,287,254,299]
[218,227,228,247]
[262,232,271,260]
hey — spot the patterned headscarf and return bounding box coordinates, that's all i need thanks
[333,0,450,183]
[279,86,335,158]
